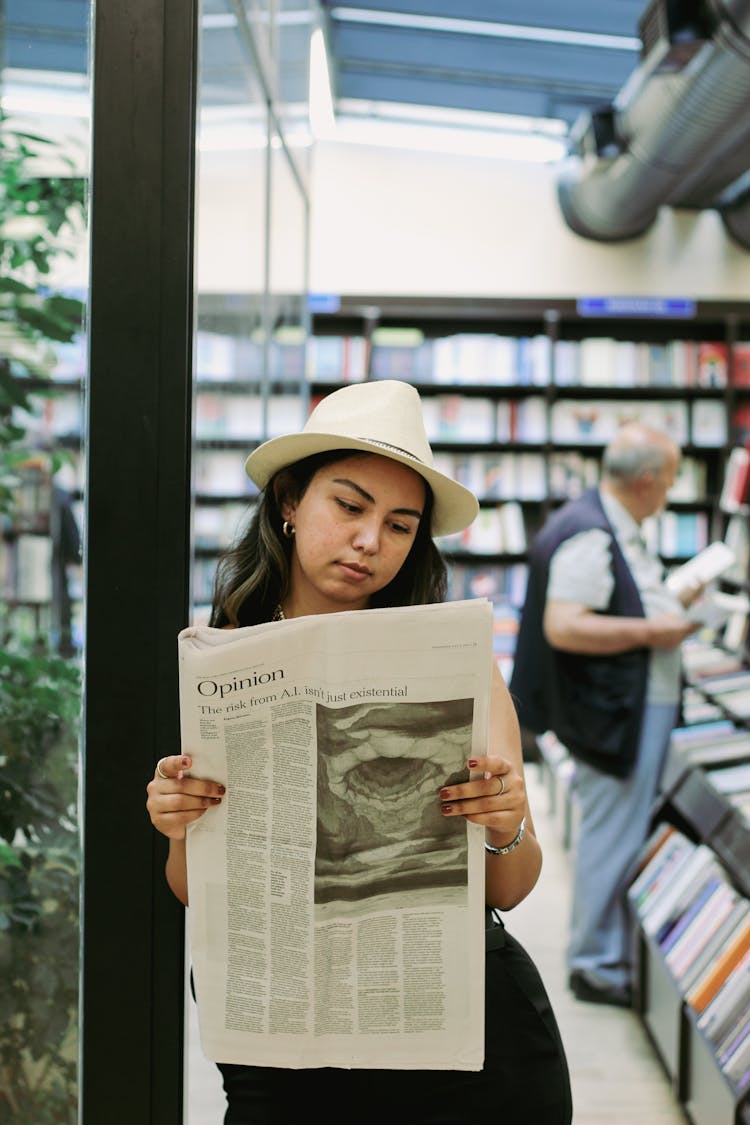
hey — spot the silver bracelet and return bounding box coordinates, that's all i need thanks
[485,816,526,856]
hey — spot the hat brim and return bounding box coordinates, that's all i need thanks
[245,432,478,538]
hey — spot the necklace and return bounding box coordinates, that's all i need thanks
[272,604,286,622]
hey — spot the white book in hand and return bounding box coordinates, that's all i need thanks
[666,541,736,597]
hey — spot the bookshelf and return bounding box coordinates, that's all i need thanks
[580,449,750,1119]
[1,371,84,652]
[304,296,750,666]
[191,292,750,662]
[621,627,750,1125]
[534,710,750,1124]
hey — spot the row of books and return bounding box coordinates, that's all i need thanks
[677,644,750,818]
[0,534,53,604]
[190,455,715,567]
[432,452,546,502]
[196,328,306,382]
[193,451,260,497]
[432,449,707,504]
[33,380,732,462]
[437,501,528,556]
[643,509,709,559]
[419,450,676,504]
[668,727,750,827]
[549,397,726,447]
[193,389,729,451]
[686,635,750,719]
[193,501,251,550]
[719,442,750,513]
[669,714,750,773]
[22,389,83,440]
[546,449,707,505]
[679,684,725,727]
[446,560,529,610]
[40,326,750,392]
[445,562,527,680]
[192,555,223,607]
[554,338,740,389]
[724,513,750,587]
[629,825,750,1093]
[195,393,307,441]
[309,331,750,389]
[732,404,750,445]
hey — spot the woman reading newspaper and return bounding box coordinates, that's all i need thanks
[146,380,572,1124]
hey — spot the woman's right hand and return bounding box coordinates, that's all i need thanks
[146,754,225,840]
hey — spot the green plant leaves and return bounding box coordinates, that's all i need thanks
[0,110,85,1121]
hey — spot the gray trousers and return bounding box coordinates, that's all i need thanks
[567,701,678,990]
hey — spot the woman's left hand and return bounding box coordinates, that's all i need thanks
[438,754,526,836]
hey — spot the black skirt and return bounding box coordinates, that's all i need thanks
[215,918,573,1125]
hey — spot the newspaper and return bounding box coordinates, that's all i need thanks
[178,598,492,1071]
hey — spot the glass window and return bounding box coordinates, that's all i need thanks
[0,4,90,1120]
[187,5,310,1119]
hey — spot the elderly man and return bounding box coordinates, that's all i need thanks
[510,423,701,1006]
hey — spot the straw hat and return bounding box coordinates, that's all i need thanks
[245,380,478,537]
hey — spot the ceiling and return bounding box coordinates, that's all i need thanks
[6,1,647,153]
[317,2,645,143]
[9,3,750,246]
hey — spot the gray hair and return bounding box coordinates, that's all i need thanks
[601,424,675,485]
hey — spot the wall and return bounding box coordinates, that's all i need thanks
[308,140,750,301]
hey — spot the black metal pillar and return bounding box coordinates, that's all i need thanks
[82,0,198,1119]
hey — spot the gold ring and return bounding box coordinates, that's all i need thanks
[156,759,169,780]
[497,776,505,797]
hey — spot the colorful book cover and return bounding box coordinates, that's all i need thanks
[659,875,724,955]
[627,829,692,910]
[667,882,738,979]
[641,845,718,938]
[687,917,750,1013]
[680,900,750,993]
[697,947,750,1042]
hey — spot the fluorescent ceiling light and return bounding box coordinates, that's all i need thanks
[202,9,313,29]
[328,99,566,162]
[332,112,566,162]
[338,99,566,138]
[309,26,335,138]
[329,8,640,51]
[197,103,314,152]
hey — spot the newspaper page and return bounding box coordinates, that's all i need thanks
[178,598,492,1071]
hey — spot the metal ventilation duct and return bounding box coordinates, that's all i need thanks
[718,174,750,245]
[557,0,750,248]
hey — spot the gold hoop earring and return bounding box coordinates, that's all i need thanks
[282,521,295,539]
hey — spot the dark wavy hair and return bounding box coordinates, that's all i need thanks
[209,449,448,628]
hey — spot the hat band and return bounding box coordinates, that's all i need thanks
[355,437,426,465]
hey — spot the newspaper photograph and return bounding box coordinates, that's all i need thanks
[178,598,492,1070]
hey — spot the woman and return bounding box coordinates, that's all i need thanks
[147,380,572,1124]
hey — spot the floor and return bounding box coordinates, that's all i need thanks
[184,763,689,1125]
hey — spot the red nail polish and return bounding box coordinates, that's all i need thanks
[467,759,478,768]
[439,788,450,800]
[440,804,453,815]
